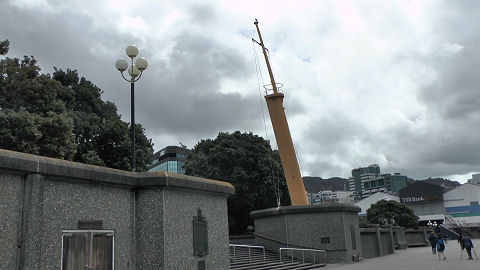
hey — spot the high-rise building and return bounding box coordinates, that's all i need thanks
[148,146,191,174]
[349,164,380,199]
[385,173,408,194]
[349,164,407,199]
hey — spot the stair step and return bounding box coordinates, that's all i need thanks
[230,245,326,270]
[232,261,293,270]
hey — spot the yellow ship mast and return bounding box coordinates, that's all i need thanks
[254,20,308,206]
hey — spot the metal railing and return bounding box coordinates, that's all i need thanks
[279,247,326,265]
[229,244,266,263]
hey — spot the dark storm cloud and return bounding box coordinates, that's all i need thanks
[420,40,480,119]
[302,112,368,154]
[296,111,375,178]
[131,31,262,138]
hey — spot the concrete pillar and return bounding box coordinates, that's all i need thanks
[387,225,395,254]
[375,225,382,257]
[17,173,45,270]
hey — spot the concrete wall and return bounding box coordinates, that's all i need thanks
[359,228,379,259]
[405,228,428,247]
[251,204,361,263]
[392,226,407,249]
[0,173,22,270]
[0,149,234,270]
[359,225,395,259]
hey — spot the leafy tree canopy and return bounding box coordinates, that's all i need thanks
[366,200,419,229]
[185,131,290,234]
[0,40,153,171]
[0,40,9,55]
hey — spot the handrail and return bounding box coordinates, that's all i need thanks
[254,232,346,252]
[229,244,265,263]
[279,247,326,265]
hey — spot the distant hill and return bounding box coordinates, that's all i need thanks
[302,176,350,193]
[416,177,461,188]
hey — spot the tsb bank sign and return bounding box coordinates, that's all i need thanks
[401,196,424,203]
[399,181,444,204]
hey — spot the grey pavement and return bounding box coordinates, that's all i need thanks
[324,239,480,270]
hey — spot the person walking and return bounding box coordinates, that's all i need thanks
[462,236,474,260]
[428,232,437,254]
[436,234,446,260]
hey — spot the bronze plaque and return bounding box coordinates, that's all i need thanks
[193,208,208,257]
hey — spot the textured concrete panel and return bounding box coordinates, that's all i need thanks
[0,174,22,270]
[135,189,164,269]
[19,174,45,270]
[163,189,230,270]
[252,204,361,263]
[405,228,428,246]
[32,178,134,270]
[342,211,362,260]
[360,230,380,258]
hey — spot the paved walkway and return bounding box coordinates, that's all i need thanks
[324,239,480,270]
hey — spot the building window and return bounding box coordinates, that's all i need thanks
[321,237,330,244]
[471,201,479,206]
[61,230,114,270]
[371,181,377,188]
[378,179,384,186]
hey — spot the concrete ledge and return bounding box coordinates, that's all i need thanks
[0,149,234,195]
[250,203,360,218]
[137,172,234,194]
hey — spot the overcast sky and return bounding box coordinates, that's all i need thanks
[1,0,479,182]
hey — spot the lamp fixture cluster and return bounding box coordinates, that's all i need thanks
[115,45,148,82]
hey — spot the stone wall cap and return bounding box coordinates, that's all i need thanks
[250,203,360,218]
[0,149,234,195]
[137,171,234,195]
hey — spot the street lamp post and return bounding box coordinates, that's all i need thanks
[115,45,148,172]
[427,220,438,233]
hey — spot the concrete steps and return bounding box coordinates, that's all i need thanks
[230,245,326,270]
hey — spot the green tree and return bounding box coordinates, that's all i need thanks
[366,200,419,228]
[185,131,290,234]
[0,40,9,55]
[0,40,153,171]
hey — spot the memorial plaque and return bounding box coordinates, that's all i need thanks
[197,260,205,270]
[193,208,208,257]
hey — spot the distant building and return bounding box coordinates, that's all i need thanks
[148,146,191,174]
[399,181,446,224]
[467,173,480,185]
[307,190,354,205]
[349,164,407,199]
[349,164,380,199]
[443,183,480,227]
[354,192,400,216]
[384,173,408,194]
